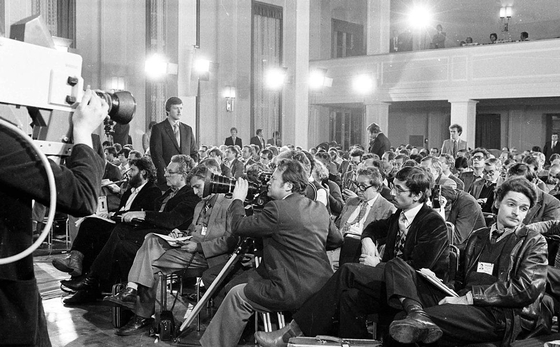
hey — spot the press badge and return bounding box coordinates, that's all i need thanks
[201,226,207,236]
[477,262,494,275]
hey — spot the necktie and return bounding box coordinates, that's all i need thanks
[159,189,178,212]
[395,212,408,258]
[452,140,458,157]
[341,201,369,234]
[553,141,557,149]
[173,123,181,147]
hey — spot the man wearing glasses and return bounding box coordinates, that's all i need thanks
[336,167,396,265]
[255,166,449,346]
[460,147,490,193]
[469,158,502,212]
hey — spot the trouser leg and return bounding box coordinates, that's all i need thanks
[200,284,271,347]
[293,262,386,337]
[423,305,505,346]
[127,233,170,288]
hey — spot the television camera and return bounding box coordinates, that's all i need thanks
[204,172,272,208]
[0,15,136,264]
[0,14,136,157]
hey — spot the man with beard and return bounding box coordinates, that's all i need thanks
[61,155,200,304]
[53,157,162,303]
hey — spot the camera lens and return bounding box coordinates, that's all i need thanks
[95,90,136,124]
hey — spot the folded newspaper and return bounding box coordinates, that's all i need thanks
[416,268,458,297]
[155,234,192,247]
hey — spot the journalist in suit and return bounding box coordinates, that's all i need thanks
[61,155,201,301]
[441,124,467,157]
[254,166,449,345]
[150,97,198,189]
[53,157,162,283]
[224,127,242,147]
[543,133,560,163]
[201,159,343,347]
[367,122,391,158]
[337,166,396,265]
[250,128,266,150]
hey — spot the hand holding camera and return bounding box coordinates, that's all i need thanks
[232,177,249,202]
[72,86,109,148]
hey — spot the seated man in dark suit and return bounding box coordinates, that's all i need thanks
[200,159,343,347]
[469,157,502,212]
[386,177,548,346]
[105,165,237,335]
[255,166,448,346]
[335,166,396,266]
[439,186,486,245]
[51,157,162,278]
[207,146,232,177]
[507,162,560,224]
[461,148,489,193]
[225,145,244,179]
[61,154,200,304]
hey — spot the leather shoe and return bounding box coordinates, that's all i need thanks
[389,309,442,344]
[254,320,303,347]
[115,315,154,336]
[52,250,83,277]
[103,287,137,310]
[63,289,100,306]
[61,275,98,292]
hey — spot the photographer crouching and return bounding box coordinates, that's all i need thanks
[200,158,343,347]
[0,88,108,346]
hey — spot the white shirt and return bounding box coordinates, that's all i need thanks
[400,203,424,236]
[121,181,148,211]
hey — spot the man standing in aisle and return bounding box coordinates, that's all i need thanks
[150,97,198,190]
[367,122,391,158]
[441,124,467,158]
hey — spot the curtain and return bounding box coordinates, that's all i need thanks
[252,2,282,143]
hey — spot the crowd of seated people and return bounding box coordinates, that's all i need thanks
[48,131,560,346]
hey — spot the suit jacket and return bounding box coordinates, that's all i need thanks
[225,136,242,147]
[543,141,560,162]
[523,188,560,225]
[143,185,201,230]
[103,162,122,182]
[220,163,232,177]
[441,139,468,157]
[229,193,343,311]
[0,131,104,345]
[446,190,486,245]
[368,132,391,158]
[267,137,282,147]
[187,194,236,268]
[460,171,481,194]
[250,136,266,150]
[116,181,162,213]
[150,119,198,187]
[362,203,449,281]
[336,196,396,233]
[230,158,244,179]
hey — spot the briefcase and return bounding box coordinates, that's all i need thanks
[288,336,381,346]
[111,283,134,328]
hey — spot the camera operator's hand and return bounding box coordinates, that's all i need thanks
[232,177,249,202]
[73,86,109,148]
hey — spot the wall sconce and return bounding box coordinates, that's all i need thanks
[224,86,236,112]
[309,68,333,91]
[499,6,512,32]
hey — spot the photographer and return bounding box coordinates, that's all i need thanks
[200,158,343,347]
[0,88,108,346]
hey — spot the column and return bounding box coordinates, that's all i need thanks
[449,99,478,150]
[177,0,198,134]
[283,0,310,149]
[364,102,390,148]
[366,0,390,55]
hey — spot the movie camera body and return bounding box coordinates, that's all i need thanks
[0,29,135,157]
[204,172,273,208]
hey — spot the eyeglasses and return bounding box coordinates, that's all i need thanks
[356,184,375,192]
[483,170,496,175]
[472,156,485,161]
[164,169,181,175]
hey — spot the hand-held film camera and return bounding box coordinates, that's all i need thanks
[204,172,272,208]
